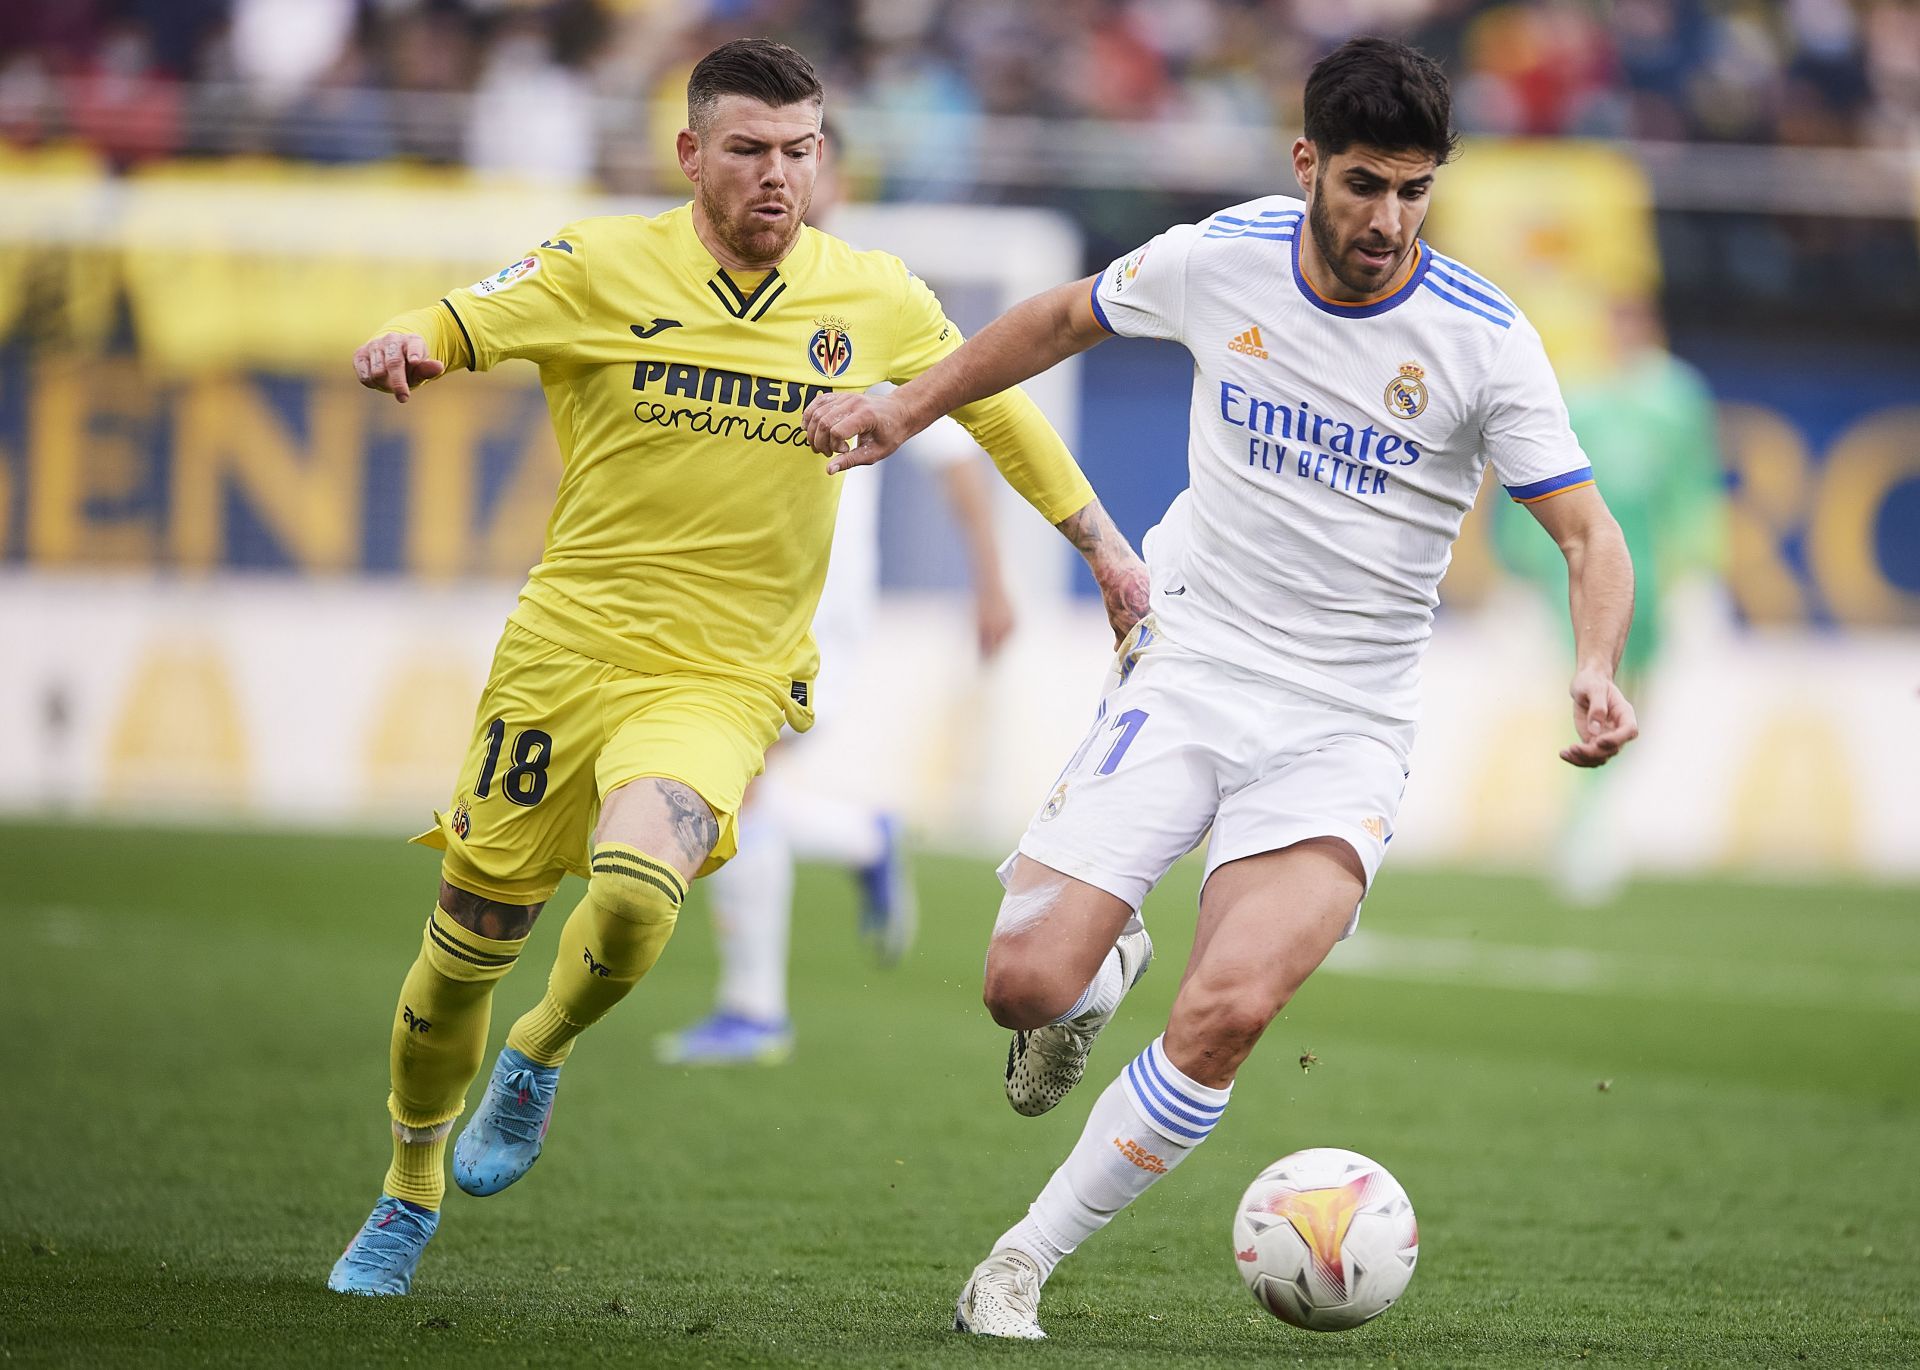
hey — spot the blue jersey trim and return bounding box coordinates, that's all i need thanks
[1209,210,1302,227]
[1203,209,1302,240]
[1420,277,1514,328]
[1504,467,1596,502]
[1290,235,1429,319]
[1089,276,1115,334]
[1429,252,1515,307]
[1424,264,1515,318]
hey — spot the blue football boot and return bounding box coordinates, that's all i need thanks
[653,1011,794,1067]
[452,1047,560,1197]
[856,814,918,966]
[327,1195,439,1296]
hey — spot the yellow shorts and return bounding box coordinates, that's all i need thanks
[412,622,787,905]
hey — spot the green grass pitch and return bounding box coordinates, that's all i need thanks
[3,820,1916,1368]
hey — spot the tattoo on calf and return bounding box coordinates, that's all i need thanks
[439,881,544,940]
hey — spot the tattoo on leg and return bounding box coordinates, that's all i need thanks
[654,780,719,868]
[439,881,544,940]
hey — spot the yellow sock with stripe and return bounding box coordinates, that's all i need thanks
[383,906,525,1209]
[507,844,686,1067]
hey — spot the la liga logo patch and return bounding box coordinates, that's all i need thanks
[471,255,540,297]
[808,319,854,378]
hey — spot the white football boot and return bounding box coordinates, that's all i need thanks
[954,1249,1047,1339]
[1004,926,1153,1117]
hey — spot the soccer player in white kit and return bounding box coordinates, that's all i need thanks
[806,37,1639,1337]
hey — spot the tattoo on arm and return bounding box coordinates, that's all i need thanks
[1057,499,1150,630]
[1056,500,1123,562]
[439,880,544,940]
[656,779,720,869]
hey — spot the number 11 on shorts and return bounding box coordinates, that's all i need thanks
[1096,708,1149,776]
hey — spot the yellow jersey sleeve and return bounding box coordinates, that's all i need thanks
[439,226,593,371]
[889,269,1095,525]
[368,301,472,380]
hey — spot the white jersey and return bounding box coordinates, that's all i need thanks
[1092,195,1593,722]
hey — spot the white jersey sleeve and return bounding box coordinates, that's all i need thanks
[1482,315,1594,504]
[1091,222,1203,345]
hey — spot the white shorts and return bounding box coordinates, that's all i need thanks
[999,617,1415,937]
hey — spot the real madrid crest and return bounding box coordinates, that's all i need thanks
[808,315,854,378]
[1384,362,1428,420]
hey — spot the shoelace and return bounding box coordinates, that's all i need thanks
[1029,1021,1097,1072]
[986,1258,1042,1323]
[489,1067,553,1146]
[354,1204,433,1268]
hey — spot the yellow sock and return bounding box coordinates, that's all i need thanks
[383,905,525,1208]
[506,844,685,1067]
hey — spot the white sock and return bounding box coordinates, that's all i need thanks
[762,774,887,868]
[1052,947,1124,1025]
[710,810,794,1023]
[995,1035,1232,1282]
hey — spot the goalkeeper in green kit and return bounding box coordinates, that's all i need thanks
[1495,294,1727,904]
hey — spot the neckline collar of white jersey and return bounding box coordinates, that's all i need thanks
[670,200,819,294]
[1289,227,1430,320]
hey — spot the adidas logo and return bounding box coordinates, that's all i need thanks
[1228,326,1269,358]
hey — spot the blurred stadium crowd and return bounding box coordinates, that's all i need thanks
[2,0,1916,187]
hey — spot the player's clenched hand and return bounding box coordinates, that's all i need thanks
[975,581,1016,660]
[1096,555,1152,647]
[804,392,907,473]
[353,332,444,404]
[1561,668,1638,767]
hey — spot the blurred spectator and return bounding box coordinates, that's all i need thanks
[0,0,1913,180]
[65,21,184,168]
[230,0,358,109]
[463,8,598,184]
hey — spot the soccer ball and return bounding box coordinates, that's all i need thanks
[1231,1147,1419,1331]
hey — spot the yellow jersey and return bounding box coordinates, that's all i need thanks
[380,203,1093,724]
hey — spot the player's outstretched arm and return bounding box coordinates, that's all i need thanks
[1527,486,1639,767]
[804,275,1108,471]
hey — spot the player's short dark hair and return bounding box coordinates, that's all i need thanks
[1303,37,1458,166]
[687,39,824,130]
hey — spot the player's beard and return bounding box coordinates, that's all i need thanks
[1308,173,1412,298]
[699,178,809,270]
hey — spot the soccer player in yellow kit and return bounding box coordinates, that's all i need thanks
[327,39,1148,1296]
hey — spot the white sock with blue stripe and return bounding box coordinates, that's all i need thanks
[994,1035,1231,1282]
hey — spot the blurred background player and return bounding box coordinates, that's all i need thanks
[656,119,1018,1068]
[1494,293,1727,904]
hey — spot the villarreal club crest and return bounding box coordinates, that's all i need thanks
[808,316,855,379]
[1384,362,1428,420]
